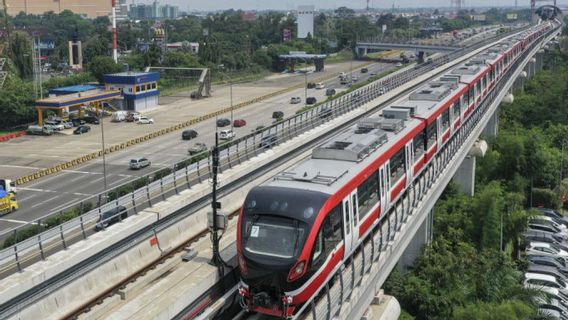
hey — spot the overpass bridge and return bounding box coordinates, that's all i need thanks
[0,23,560,320]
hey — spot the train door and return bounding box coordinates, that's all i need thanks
[378,166,389,217]
[405,141,413,185]
[436,116,442,147]
[342,190,358,255]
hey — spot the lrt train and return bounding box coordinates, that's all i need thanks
[237,22,554,318]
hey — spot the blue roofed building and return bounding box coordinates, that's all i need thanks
[103,72,160,112]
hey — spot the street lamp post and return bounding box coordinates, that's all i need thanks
[99,105,108,192]
[230,81,233,131]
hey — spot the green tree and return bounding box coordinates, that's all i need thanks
[8,31,33,79]
[87,56,123,83]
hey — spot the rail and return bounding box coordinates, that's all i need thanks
[290,25,559,320]
[0,25,531,277]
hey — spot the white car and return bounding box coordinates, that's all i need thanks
[43,120,65,131]
[219,129,236,140]
[525,273,568,295]
[531,216,568,231]
[315,82,325,89]
[137,117,154,124]
[526,242,568,258]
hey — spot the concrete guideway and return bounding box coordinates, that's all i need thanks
[0,60,373,185]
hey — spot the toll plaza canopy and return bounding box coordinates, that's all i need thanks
[35,86,121,125]
[278,51,328,72]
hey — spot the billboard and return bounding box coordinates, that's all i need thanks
[297,5,315,39]
[506,13,518,20]
[471,14,486,21]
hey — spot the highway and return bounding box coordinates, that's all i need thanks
[0,62,394,234]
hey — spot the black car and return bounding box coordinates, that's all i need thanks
[325,88,336,96]
[307,82,316,89]
[182,129,198,140]
[259,134,278,148]
[71,118,86,127]
[73,125,91,135]
[216,118,231,127]
[306,97,317,105]
[95,206,128,231]
[82,116,100,124]
[272,111,284,119]
[361,68,368,73]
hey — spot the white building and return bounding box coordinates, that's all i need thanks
[297,5,315,39]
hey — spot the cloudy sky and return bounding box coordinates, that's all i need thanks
[133,0,557,12]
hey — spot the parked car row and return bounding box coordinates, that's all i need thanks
[524,208,568,319]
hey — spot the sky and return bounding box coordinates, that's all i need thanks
[133,0,543,12]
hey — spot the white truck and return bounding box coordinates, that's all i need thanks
[219,129,236,140]
[27,125,53,136]
[111,111,128,122]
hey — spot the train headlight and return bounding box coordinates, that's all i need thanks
[287,260,306,282]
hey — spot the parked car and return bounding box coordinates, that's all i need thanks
[182,129,198,140]
[95,206,128,231]
[233,119,247,127]
[27,125,53,136]
[290,96,302,104]
[537,208,568,226]
[524,230,568,250]
[526,242,568,258]
[137,117,154,124]
[529,222,568,239]
[315,82,325,89]
[129,157,151,170]
[527,255,568,274]
[71,118,86,127]
[219,129,236,140]
[307,82,316,89]
[531,216,568,231]
[325,88,336,96]
[306,97,317,105]
[272,111,284,119]
[43,120,65,131]
[126,112,141,122]
[82,116,100,124]
[73,125,91,135]
[524,272,568,294]
[259,134,278,148]
[528,264,568,283]
[189,142,207,155]
[216,118,231,127]
[361,68,368,73]
[62,121,73,129]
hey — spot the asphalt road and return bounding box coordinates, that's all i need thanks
[0,62,394,234]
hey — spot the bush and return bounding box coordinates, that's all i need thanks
[154,168,173,180]
[2,224,43,248]
[532,188,561,209]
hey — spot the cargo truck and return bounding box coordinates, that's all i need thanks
[0,190,18,215]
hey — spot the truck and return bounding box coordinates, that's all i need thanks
[111,111,128,122]
[27,125,53,136]
[0,179,17,194]
[0,190,18,215]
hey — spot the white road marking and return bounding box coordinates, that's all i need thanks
[17,193,40,202]
[64,170,102,175]
[50,198,81,212]
[31,195,60,208]
[0,218,28,225]
[108,176,132,187]
[73,192,93,196]
[17,187,57,193]
[0,164,43,170]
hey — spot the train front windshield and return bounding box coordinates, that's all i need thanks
[241,186,329,260]
[243,216,305,259]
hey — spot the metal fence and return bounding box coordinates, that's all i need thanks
[291,26,556,320]
[0,26,530,276]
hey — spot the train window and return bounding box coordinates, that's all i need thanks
[440,109,450,133]
[467,87,474,105]
[344,202,350,235]
[452,101,460,120]
[243,217,306,259]
[413,132,425,161]
[323,206,343,249]
[474,82,480,98]
[390,148,406,187]
[426,122,437,149]
[312,231,323,262]
[357,171,380,220]
[352,194,357,224]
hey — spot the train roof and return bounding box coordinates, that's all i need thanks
[262,115,423,195]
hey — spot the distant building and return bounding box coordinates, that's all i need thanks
[241,11,257,22]
[104,72,160,112]
[297,5,315,39]
[166,42,199,54]
[129,1,179,20]
[6,0,111,18]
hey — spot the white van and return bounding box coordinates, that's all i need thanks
[219,130,235,140]
[111,111,128,122]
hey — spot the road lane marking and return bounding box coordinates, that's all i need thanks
[50,198,81,212]
[17,187,57,193]
[31,195,60,208]
[17,193,40,202]
[0,164,44,170]
[64,170,103,175]
[0,218,28,225]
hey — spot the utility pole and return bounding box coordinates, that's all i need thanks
[209,132,223,276]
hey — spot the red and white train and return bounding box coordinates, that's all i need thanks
[237,22,554,318]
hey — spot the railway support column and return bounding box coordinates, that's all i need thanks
[397,209,433,272]
[452,140,488,197]
[482,110,499,138]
